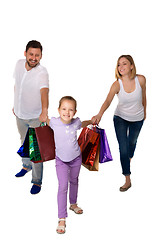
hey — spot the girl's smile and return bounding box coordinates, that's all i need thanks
[58,100,77,124]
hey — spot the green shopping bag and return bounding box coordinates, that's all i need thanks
[29,128,42,163]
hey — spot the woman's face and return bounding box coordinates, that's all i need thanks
[118,57,133,77]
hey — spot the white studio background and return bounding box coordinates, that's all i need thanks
[1,0,159,239]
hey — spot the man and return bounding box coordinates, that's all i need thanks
[13,40,49,194]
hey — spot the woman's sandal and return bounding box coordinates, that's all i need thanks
[119,183,132,192]
[56,218,66,234]
[69,204,83,214]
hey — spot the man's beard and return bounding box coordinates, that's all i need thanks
[27,59,38,68]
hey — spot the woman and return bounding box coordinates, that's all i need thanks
[92,55,146,191]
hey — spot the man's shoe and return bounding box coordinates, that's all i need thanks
[15,169,28,177]
[30,184,41,194]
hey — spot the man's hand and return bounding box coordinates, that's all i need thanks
[39,109,48,123]
[12,108,16,116]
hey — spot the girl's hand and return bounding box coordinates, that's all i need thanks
[46,116,50,126]
[91,114,102,125]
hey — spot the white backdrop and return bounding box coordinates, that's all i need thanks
[1,0,159,239]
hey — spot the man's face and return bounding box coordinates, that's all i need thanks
[24,47,42,70]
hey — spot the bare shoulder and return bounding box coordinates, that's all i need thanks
[111,80,120,94]
[137,74,146,87]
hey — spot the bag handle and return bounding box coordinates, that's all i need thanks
[87,124,100,132]
[40,122,47,127]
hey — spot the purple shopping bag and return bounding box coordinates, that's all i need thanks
[96,127,113,163]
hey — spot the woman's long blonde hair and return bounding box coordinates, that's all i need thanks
[115,55,136,80]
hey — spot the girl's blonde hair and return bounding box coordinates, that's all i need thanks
[59,96,77,110]
[115,55,136,80]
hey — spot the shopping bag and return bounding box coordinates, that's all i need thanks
[34,125,55,162]
[17,129,29,158]
[82,143,100,171]
[96,127,113,163]
[17,125,55,163]
[29,128,42,163]
[78,126,100,171]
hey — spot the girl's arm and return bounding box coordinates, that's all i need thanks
[46,116,50,126]
[81,120,93,128]
[92,81,120,124]
[138,75,147,120]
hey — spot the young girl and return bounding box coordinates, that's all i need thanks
[92,55,146,192]
[47,96,92,234]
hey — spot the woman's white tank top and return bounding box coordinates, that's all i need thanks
[114,76,144,121]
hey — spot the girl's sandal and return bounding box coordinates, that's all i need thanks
[56,218,66,234]
[69,204,83,214]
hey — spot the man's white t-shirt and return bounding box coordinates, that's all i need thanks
[14,59,49,119]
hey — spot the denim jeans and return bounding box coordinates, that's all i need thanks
[55,155,82,218]
[113,115,144,176]
[16,117,43,185]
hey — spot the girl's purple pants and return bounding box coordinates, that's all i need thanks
[55,155,82,218]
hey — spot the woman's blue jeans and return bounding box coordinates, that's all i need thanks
[113,115,144,176]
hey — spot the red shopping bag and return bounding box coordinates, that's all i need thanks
[78,126,100,171]
[34,125,55,162]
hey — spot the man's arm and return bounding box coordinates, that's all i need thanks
[39,88,49,122]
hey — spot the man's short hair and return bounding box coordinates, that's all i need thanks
[26,40,43,52]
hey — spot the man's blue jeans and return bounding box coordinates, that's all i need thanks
[113,115,144,176]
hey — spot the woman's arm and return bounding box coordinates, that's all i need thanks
[92,80,120,124]
[138,75,147,120]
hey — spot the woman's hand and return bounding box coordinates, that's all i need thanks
[91,114,102,125]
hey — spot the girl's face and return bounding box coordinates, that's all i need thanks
[118,57,133,77]
[58,100,77,124]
